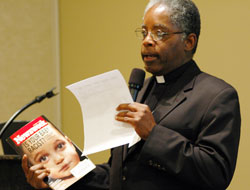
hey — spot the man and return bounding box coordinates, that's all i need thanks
[22,0,241,189]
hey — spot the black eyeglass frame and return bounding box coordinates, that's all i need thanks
[135,28,185,41]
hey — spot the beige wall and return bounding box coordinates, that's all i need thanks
[59,0,250,189]
[0,0,61,126]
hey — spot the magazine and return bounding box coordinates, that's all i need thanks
[6,115,96,190]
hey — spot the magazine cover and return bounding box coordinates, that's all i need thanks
[6,115,96,190]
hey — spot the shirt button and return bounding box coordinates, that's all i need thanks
[122,176,126,181]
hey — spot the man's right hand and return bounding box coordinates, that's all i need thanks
[22,154,50,189]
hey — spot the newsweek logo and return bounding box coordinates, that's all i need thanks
[10,116,48,146]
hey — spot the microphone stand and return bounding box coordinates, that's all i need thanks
[0,87,58,139]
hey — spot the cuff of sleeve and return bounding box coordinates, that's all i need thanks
[138,125,170,171]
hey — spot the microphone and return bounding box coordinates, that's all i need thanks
[0,87,58,139]
[129,68,145,101]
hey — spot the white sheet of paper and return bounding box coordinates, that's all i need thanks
[66,70,140,155]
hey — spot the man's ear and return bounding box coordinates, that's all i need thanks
[184,33,197,52]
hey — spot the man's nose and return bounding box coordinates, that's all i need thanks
[142,32,155,47]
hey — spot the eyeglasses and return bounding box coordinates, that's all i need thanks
[135,28,184,41]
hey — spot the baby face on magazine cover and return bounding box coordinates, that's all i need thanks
[23,123,80,179]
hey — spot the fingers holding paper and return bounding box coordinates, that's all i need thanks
[116,102,156,140]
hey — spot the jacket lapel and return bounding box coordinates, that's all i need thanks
[152,90,186,123]
[136,77,154,103]
[124,62,201,160]
[152,63,200,123]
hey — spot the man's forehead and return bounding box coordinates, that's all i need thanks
[143,3,173,29]
[154,3,169,13]
[145,2,170,16]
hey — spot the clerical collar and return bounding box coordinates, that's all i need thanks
[156,76,165,83]
[154,60,194,84]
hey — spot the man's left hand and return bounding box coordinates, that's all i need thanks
[115,102,156,140]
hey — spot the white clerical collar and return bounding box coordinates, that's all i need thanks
[155,75,165,83]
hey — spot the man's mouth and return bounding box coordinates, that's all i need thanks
[142,54,159,62]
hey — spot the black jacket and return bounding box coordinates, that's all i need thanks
[72,60,241,190]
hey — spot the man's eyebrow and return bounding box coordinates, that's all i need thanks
[141,24,169,30]
[154,24,168,29]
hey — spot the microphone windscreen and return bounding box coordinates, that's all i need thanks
[129,68,145,87]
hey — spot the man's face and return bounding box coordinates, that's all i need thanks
[141,4,187,75]
[26,124,80,179]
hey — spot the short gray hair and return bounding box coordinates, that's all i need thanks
[144,0,201,54]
